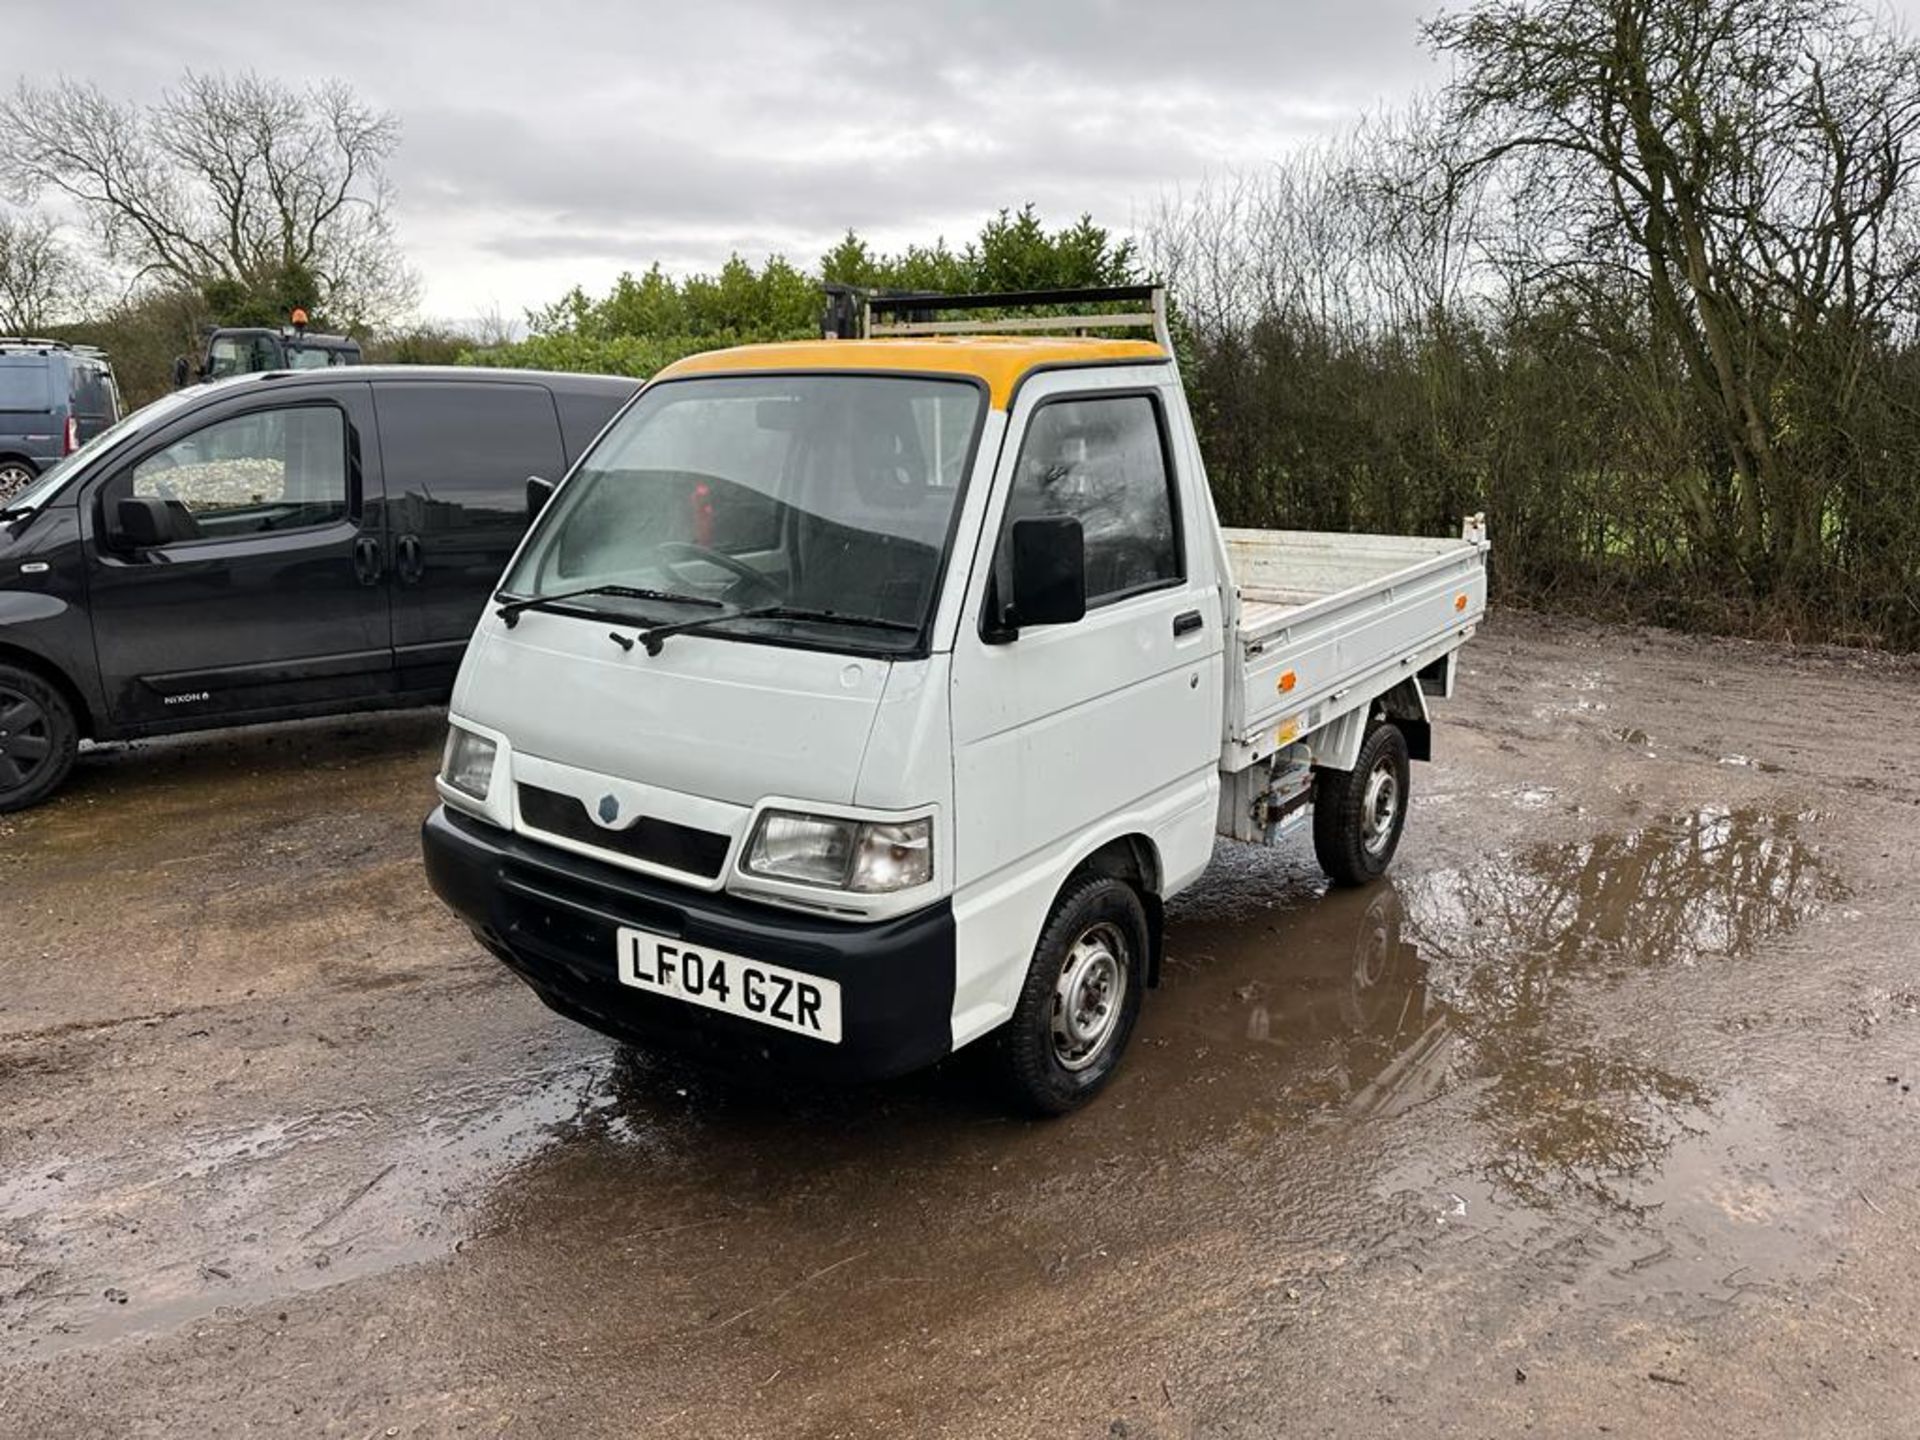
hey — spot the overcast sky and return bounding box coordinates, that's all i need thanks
[7,0,1917,324]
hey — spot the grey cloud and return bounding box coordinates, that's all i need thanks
[15,0,1917,316]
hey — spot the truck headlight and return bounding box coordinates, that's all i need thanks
[744,811,932,893]
[441,726,497,801]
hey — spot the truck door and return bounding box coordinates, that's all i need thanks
[83,381,393,727]
[948,374,1224,888]
[374,380,568,695]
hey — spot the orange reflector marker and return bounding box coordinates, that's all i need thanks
[1455,593,1469,612]
[1277,670,1297,693]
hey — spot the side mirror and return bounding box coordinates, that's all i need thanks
[526,475,555,519]
[989,515,1086,641]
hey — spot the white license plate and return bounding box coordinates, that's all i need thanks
[615,928,842,1044]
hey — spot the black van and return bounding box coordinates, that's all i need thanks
[0,340,123,501]
[0,366,639,810]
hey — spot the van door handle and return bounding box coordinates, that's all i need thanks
[396,533,424,585]
[1173,609,1204,637]
[352,534,384,586]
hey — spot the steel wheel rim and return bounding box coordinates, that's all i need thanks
[1361,758,1400,857]
[1051,921,1128,1072]
[0,687,53,793]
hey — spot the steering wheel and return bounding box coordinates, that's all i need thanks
[655,541,781,603]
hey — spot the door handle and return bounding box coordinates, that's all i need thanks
[352,534,384,586]
[1173,609,1204,637]
[396,533,424,585]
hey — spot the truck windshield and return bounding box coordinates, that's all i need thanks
[502,373,984,653]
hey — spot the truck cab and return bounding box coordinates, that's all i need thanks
[181,313,363,388]
[422,287,1488,1112]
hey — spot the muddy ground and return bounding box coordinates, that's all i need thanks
[2,612,1918,1438]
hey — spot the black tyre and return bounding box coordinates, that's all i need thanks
[0,663,79,813]
[1312,720,1411,887]
[993,875,1148,1116]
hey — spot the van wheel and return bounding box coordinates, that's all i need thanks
[0,664,79,812]
[1312,721,1410,887]
[0,460,35,503]
[994,876,1148,1116]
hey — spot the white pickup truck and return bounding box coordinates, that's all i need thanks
[423,286,1488,1112]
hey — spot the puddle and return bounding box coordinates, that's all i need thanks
[1152,883,1459,1127]
[1407,806,1833,976]
[1365,808,1846,1314]
[1168,807,1841,1313]
[2,807,1846,1356]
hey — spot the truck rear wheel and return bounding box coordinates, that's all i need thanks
[0,662,79,813]
[1312,721,1410,887]
[993,875,1148,1116]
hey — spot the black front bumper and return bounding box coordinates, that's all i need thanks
[422,804,956,1081]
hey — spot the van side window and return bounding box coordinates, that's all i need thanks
[1001,395,1181,605]
[0,357,52,413]
[375,382,565,519]
[109,405,349,544]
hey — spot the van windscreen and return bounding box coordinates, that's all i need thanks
[0,359,53,413]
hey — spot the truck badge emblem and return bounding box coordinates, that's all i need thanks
[597,794,620,824]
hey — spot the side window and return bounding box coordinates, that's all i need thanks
[110,405,349,544]
[70,364,113,419]
[375,382,565,522]
[1000,395,1180,605]
[0,357,52,414]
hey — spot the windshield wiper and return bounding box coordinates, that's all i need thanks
[635,604,920,655]
[494,584,722,628]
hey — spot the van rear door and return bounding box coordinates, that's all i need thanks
[69,361,119,444]
[83,381,394,727]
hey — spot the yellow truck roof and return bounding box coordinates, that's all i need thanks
[653,336,1169,410]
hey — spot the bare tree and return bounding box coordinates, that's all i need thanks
[0,71,417,329]
[0,209,90,334]
[1427,0,1920,589]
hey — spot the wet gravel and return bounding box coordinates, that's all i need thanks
[2,612,1919,1437]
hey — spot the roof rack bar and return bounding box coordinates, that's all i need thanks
[865,284,1159,315]
[860,284,1172,352]
[874,312,1159,337]
[0,337,73,351]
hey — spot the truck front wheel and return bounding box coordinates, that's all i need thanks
[994,876,1148,1115]
[1312,721,1410,887]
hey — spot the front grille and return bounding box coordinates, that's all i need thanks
[516,784,730,879]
